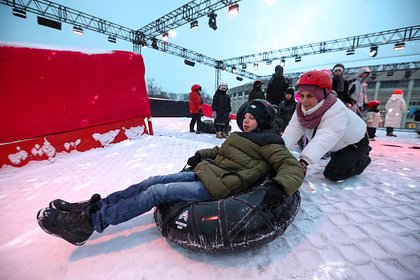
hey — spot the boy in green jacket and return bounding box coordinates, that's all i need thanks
[37,99,304,246]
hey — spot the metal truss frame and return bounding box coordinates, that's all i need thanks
[1,0,419,83]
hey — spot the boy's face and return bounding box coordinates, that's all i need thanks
[285,93,293,100]
[243,112,258,132]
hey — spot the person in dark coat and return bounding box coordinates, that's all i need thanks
[331,63,352,104]
[275,87,297,133]
[212,82,232,138]
[189,84,203,133]
[248,80,265,101]
[36,99,304,246]
[266,65,290,106]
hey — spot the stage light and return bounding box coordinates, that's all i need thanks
[190,20,199,29]
[232,66,237,74]
[369,46,378,57]
[151,38,158,50]
[236,76,243,81]
[371,73,377,80]
[241,63,247,69]
[140,39,148,48]
[37,16,62,30]
[162,32,169,41]
[228,4,239,16]
[404,70,411,79]
[394,42,405,50]
[208,13,217,30]
[266,60,272,65]
[73,26,83,35]
[295,56,302,62]
[280,58,286,67]
[184,59,195,67]
[346,48,355,55]
[253,62,259,71]
[12,7,26,18]
[108,36,116,43]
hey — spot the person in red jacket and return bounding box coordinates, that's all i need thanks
[189,84,203,133]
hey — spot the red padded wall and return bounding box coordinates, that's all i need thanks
[0,45,151,143]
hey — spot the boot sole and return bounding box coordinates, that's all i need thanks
[37,208,87,246]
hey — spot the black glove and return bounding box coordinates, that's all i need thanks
[187,152,202,168]
[299,159,308,176]
[363,103,368,111]
[261,180,287,211]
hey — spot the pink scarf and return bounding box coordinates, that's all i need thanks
[296,94,337,129]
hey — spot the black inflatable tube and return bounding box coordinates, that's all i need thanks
[154,184,301,253]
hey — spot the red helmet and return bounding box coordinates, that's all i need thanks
[191,84,202,93]
[296,70,332,91]
[393,89,403,95]
[367,100,380,108]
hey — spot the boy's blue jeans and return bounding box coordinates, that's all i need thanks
[90,171,212,232]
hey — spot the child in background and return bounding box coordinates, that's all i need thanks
[366,100,382,141]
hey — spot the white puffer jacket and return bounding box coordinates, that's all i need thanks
[384,94,407,128]
[283,100,367,165]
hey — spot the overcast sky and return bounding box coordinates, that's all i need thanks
[1,0,419,94]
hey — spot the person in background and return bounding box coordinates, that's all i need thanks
[282,70,371,181]
[384,89,407,137]
[348,66,371,112]
[266,65,290,106]
[248,80,265,101]
[275,87,297,133]
[37,99,304,246]
[331,63,352,104]
[212,82,232,138]
[189,84,203,134]
[366,100,382,141]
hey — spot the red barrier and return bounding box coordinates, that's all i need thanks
[0,45,152,168]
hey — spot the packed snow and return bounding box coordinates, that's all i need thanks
[0,117,419,280]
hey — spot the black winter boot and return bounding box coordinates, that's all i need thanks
[49,194,101,213]
[37,204,99,246]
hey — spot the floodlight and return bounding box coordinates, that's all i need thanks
[369,46,378,57]
[208,13,217,30]
[346,49,355,55]
[37,16,62,30]
[393,42,405,50]
[184,59,195,67]
[228,4,239,16]
[151,38,158,50]
[108,36,116,43]
[73,26,83,35]
[190,20,199,29]
[12,7,26,18]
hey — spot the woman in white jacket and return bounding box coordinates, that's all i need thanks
[384,89,407,137]
[282,70,371,181]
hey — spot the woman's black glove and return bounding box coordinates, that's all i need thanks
[261,180,287,211]
[187,152,202,168]
[299,159,308,175]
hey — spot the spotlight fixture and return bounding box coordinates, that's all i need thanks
[151,38,158,50]
[12,7,26,18]
[371,73,377,80]
[228,4,240,16]
[38,16,62,30]
[241,63,247,69]
[184,59,195,67]
[140,39,148,48]
[294,56,302,62]
[190,20,199,29]
[404,70,411,79]
[208,13,217,30]
[369,45,378,57]
[253,62,259,71]
[232,66,237,74]
[236,76,243,81]
[393,42,405,50]
[73,26,84,35]
[280,58,286,67]
[346,48,355,55]
[162,32,169,41]
[108,36,116,43]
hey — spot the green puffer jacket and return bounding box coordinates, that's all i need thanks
[194,130,304,199]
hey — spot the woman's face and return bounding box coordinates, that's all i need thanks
[299,91,320,110]
[242,112,258,132]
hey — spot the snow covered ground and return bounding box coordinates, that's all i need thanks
[0,117,419,280]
